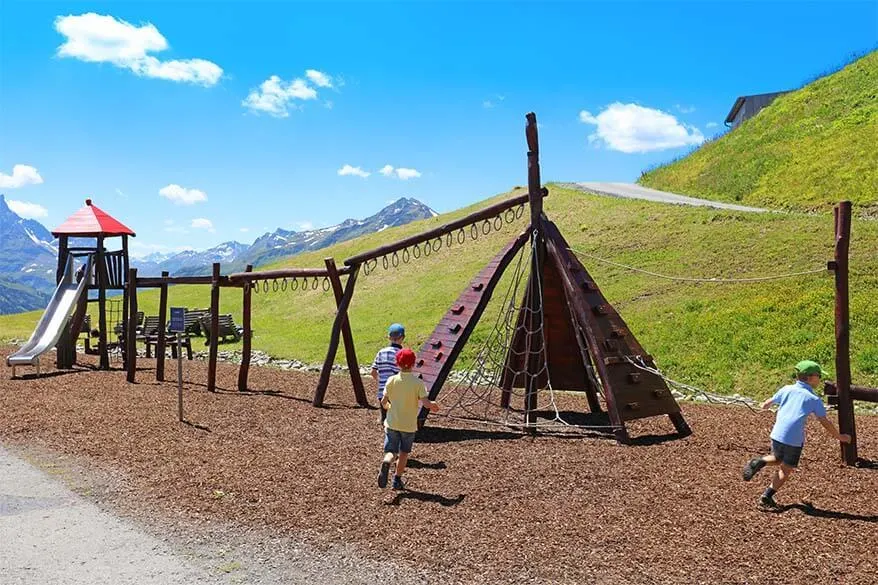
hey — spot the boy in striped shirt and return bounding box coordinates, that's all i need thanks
[371,323,405,423]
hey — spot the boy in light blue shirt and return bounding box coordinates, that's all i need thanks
[743,360,851,509]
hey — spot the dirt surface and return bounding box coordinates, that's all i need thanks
[1,346,876,584]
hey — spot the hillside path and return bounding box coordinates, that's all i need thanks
[563,182,768,213]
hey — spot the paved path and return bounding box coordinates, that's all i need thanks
[563,182,768,213]
[0,445,214,585]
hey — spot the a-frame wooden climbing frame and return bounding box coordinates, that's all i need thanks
[314,112,691,444]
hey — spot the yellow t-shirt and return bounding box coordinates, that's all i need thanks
[383,371,428,433]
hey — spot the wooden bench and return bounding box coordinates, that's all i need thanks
[142,315,193,359]
[184,309,208,336]
[200,313,245,344]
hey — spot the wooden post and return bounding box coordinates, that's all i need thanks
[126,268,138,383]
[96,236,109,369]
[55,235,69,284]
[55,237,72,369]
[121,235,130,369]
[155,271,169,382]
[237,265,253,392]
[832,201,858,465]
[314,265,360,406]
[325,258,368,406]
[524,112,545,428]
[207,262,221,392]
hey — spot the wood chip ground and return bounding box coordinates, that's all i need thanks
[1,346,876,584]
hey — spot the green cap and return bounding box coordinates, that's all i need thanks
[794,360,829,378]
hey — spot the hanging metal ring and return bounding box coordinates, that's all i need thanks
[248,281,255,294]
[457,228,466,244]
[381,255,389,270]
[432,237,442,252]
[272,279,279,292]
[322,277,331,292]
[424,241,432,257]
[516,203,525,218]
[471,223,479,240]
[281,278,288,291]
[263,280,269,293]
[494,215,503,230]
[291,277,299,291]
[391,251,400,268]
[302,279,309,294]
[505,208,516,223]
[402,247,410,263]
[412,244,421,259]
[482,219,491,235]
[446,232,453,247]
[312,276,319,290]
[362,261,371,276]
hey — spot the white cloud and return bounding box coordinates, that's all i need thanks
[0,164,44,189]
[239,227,249,233]
[190,218,214,231]
[337,164,370,178]
[378,164,421,180]
[706,122,719,129]
[578,103,705,153]
[7,199,49,219]
[675,104,696,114]
[305,69,333,88]
[242,73,328,117]
[159,183,207,205]
[296,221,314,231]
[483,94,506,108]
[54,13,223,86]
[395,167,422,180]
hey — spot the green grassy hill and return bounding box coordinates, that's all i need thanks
[3,184,878,399]
[639,50,878,213]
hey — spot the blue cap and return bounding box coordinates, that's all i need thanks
[388,323,405,337]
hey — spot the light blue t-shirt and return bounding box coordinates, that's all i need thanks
[769,380,827,447]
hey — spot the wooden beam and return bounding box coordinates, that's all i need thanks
[126,268,138,383]
[343,189,547,268]
[314,265,360,406]
[833,201,858,465]
[96,236,109,369]
[237,265,253,392]
[155,271,169,382]
[325,258,367,406]
[207,262,221,392]
[523,112,544,428]
[824,381,878,403]
[121,235,130,369]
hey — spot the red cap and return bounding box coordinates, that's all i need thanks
[396,348,416,368]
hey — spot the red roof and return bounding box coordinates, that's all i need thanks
[52,199,136,237]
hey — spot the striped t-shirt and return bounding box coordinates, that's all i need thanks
[372,343,402,399]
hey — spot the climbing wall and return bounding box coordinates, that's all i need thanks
[413,230,530,419]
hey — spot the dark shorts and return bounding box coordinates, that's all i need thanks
[384,428,416,454]
[771,439,803,467]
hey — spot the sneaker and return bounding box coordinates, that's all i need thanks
[378,461,391,489]
[743,458,766,481]
[391,475,405,491]
[758,494,779,510]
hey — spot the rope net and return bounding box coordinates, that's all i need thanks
[430,235,621,435]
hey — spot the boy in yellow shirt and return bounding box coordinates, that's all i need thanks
[377,348,439,490]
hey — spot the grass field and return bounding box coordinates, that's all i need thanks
[3,184,878,399]
[639,50,878,213]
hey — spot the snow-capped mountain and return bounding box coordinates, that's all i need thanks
[0,194,58,314]
[0,195,438,314]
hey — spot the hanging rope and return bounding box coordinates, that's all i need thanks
[567,247,828,283]
[430,235,622,434]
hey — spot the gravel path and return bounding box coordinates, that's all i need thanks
[562,182,769,212]
[0,444,216,585]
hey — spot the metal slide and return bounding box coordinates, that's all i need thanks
[6,255,93,376]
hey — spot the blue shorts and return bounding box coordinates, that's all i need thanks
[384,428,416,454]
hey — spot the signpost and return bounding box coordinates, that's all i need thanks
[169,307,186,422]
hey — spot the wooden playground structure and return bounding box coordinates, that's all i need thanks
[12,112,874,459]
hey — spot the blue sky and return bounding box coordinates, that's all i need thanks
[1,1,875,257]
